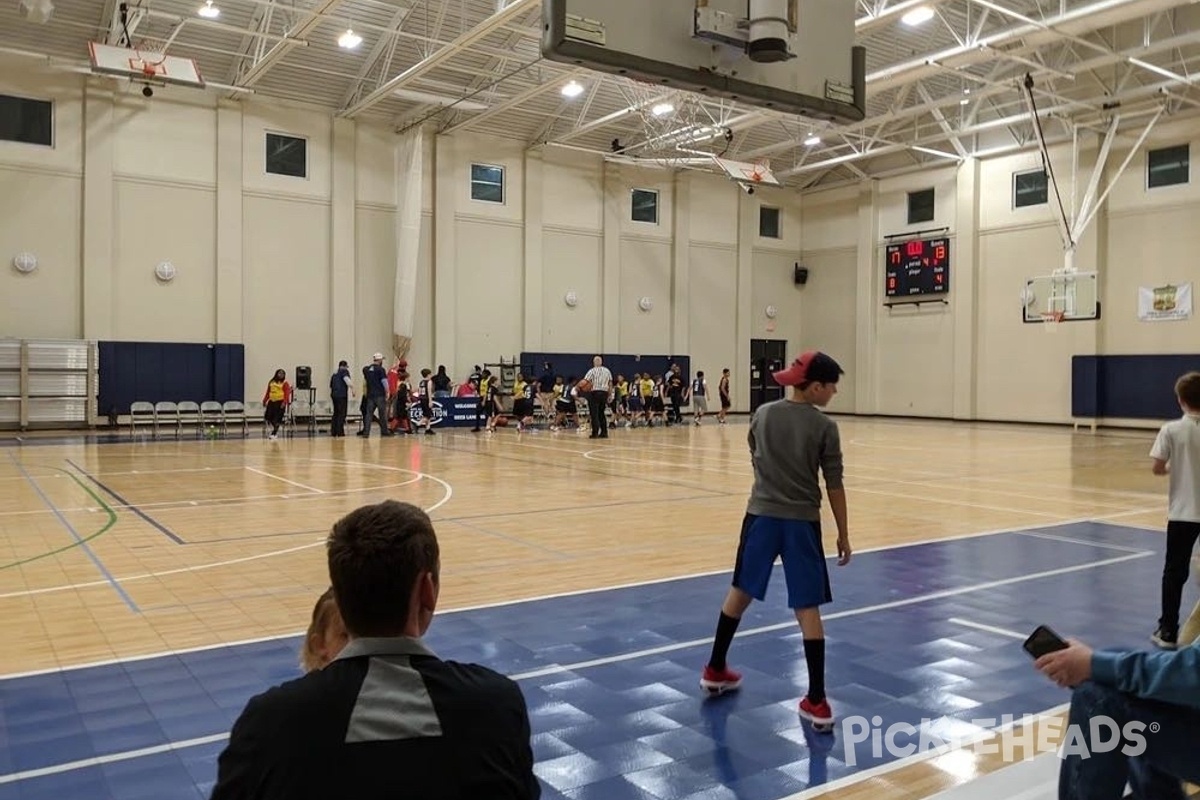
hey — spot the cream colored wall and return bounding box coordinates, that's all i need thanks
[796,122,1200,427]
[1099,118,1200,366]
[10,59,1198,421]
[0,69,83,340]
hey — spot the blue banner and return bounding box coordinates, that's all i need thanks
[409,397,483,428]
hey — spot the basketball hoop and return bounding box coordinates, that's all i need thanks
[1041,310,1064,333]
[129,48,168,79]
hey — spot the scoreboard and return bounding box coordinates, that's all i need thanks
[885,238,950,297]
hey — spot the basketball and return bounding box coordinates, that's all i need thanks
[576,378,593,393]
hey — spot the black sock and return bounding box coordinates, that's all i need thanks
[804,638,826,702]
[708,612,741,671]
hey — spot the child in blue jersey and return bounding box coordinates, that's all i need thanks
[700,351,852,730]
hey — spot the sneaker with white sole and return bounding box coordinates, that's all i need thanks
[700,665,742,695]
[1151,627,1178,650]
[798,696,834,730]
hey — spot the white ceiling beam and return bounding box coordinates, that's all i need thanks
[237,0,345,88]
[856,0,955,33]
[338,4,414,108]
[547,91,675,145]
[1075,105,1165,236]
[424,6,542,130]
[917,84,968,158]
[738,4,1200,166]
[969,0,1115,59]
[778,74,1186,178]
[868,0,1193,96]
[442,67,588,135]
[340,0,539,118]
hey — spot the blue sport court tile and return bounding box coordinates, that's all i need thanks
[0,522,1178,800]
[562,774,661,800]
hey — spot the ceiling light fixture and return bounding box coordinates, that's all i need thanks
[561,80,584,98]
[900,5,934,25]
[338,28,362,49]
[197,0,219,18]
[803,134,821,146]
[651,102,675,117]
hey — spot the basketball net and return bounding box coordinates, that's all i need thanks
[1041,310,1064,333]
[129,43,169,78]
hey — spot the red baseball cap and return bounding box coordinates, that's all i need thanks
[772,351,844,387]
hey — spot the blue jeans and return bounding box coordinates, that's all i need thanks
[1059,681,1199,800]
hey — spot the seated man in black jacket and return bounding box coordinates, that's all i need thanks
[211,500,540,800]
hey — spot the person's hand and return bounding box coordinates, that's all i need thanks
[1035,640,1093,688]
[837,534,851,566]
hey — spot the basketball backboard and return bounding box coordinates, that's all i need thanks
[1022,272,1100,323]
[88,42,205,88]
[713,156,780,187]
[542,0,865,123]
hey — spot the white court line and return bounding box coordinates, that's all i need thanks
[849,486,1066,519]
[0,546,1135,784]
[244,466,323,494]
[0,511,1161,678]
[0,463,453,604]
[969,474,1163,502]
[506,551,1150,680]
[0,477,421,518]
[947,618,1030,640]
[779,702,1072,800]
[1017,530,1153,554]
[577,446,1151,514]
[0,733,231,786]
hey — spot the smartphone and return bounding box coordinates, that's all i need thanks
[1023,624,1069,659]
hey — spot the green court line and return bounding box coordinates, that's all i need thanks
[0,467,118,572]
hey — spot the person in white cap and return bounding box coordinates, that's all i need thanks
[359,354,391,437]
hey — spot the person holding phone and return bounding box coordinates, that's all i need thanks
[1033,630,1200,799]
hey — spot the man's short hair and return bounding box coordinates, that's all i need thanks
[327,501,439,637]
[1176,372,1200,410]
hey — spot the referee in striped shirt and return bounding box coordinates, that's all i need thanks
[583,356,613,439]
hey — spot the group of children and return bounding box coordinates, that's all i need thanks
[342,357,745,436]
[535,367,734,432]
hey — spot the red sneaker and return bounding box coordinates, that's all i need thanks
[700,665,742,695]
[798,696,834,728]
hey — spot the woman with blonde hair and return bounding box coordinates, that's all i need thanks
[300,587,349,672]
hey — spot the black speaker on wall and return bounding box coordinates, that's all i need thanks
[295,366,312,390]
[794,264,809,285]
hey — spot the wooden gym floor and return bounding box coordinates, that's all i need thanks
[0,416,1176,799]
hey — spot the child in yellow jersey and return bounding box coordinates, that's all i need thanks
[640,375,656,426]
[262,369,292,440]
[613,375,628,426]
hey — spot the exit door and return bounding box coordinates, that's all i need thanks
[749,339,788,412]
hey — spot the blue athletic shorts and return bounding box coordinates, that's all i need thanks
[731,513,832,609]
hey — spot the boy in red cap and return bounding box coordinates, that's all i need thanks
[700,350,852,730]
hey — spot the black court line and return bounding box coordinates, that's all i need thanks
[66,459,186,545]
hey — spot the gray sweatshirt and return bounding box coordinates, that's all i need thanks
[745,400,844,521]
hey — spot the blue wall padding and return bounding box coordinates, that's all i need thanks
[98,342,245,414]
[1072,355,1200,419]
[518,353,693,383]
